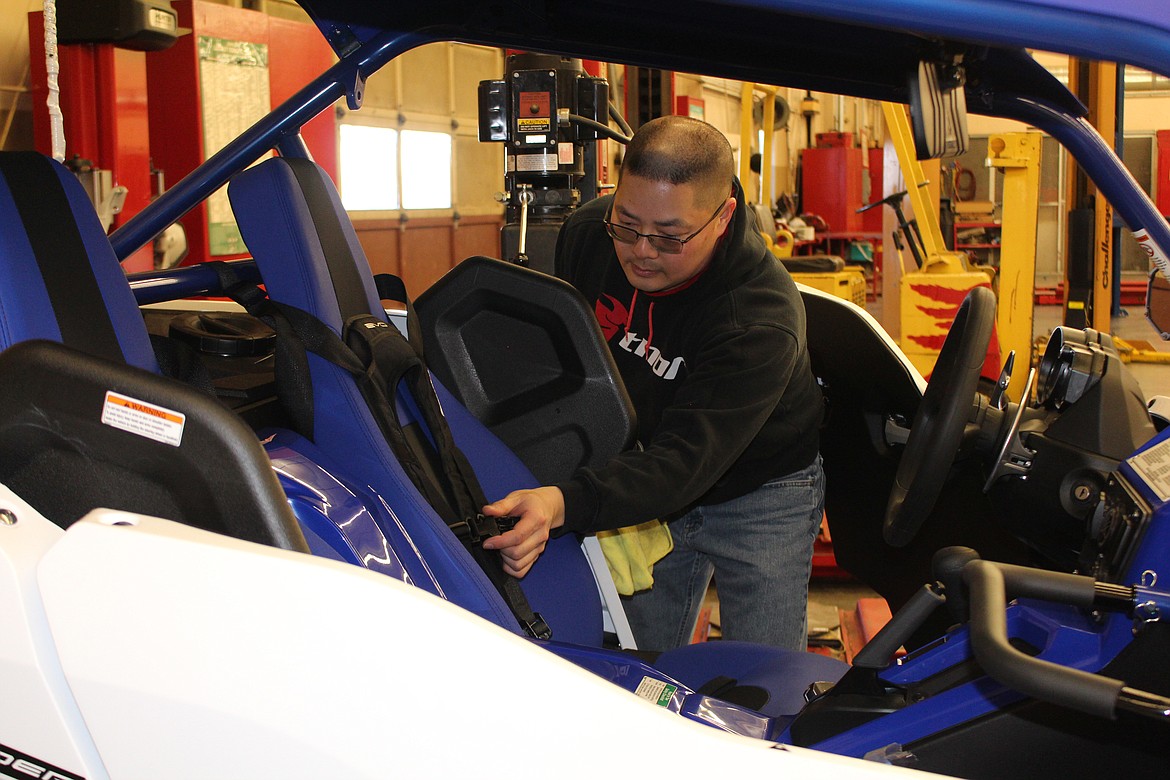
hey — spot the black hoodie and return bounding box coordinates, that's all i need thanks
[553,179,822,534]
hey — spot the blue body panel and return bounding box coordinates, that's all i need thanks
[781,427,1170,755]
[794,601,1140,756]
[264,429,428,589]
[751,0,1170,79]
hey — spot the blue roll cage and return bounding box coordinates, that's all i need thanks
[110,0,1170,296]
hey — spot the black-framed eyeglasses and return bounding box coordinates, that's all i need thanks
[603,199,726,254]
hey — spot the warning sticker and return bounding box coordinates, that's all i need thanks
[634,676,679,708]
[518,117,551,133]
[1129,437,1170,503]
[517,90,550,132]
[101,391,186,447]
[514,152,558,172]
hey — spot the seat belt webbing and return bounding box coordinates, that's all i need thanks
[214,264,550,639]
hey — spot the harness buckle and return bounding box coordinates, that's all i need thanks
[452,513,519,544]
[523,613,552,640]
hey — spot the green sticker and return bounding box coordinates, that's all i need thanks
[656,683,678,707]
[634,676,679,707]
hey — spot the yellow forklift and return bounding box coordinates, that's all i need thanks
[877,102,1046,393]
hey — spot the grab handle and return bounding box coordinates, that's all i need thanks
[963,560,1170,721]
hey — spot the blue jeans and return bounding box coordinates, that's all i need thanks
[622,454,824,652]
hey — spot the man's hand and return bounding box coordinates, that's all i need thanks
[481,486,565,578]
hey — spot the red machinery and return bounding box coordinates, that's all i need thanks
[29,0,335,272]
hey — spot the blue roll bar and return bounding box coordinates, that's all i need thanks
[110,29,431,262]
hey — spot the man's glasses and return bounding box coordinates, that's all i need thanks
[603,199,725,254]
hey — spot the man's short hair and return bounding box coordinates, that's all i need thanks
[623,116,734,209]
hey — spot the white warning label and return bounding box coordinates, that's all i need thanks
[101,391,186,447]
[1128,437,1170,503]
[514,152,558,172]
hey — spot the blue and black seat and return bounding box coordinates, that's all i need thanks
[227,155,849,717]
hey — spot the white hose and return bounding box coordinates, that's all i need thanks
[43,0,65,162]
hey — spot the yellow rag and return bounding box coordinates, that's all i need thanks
[596,519,674,596]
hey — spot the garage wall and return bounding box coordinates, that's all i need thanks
[339,41,506,296]
[0,2,39,152]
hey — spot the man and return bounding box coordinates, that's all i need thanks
[483,115,823,652]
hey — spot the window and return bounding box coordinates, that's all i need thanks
[339,124,398,210]
[1034,53,1170,94]
[338,124,453,211]
[400,129,452,209]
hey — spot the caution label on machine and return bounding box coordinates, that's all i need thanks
[517,90,551,133]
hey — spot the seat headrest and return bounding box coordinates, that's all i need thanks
[0,152,158,371]
[228,157,386,333]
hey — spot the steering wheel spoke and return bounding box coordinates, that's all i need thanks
[982,368,1039,492]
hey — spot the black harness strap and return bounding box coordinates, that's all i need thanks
[341,308,551,639]
[214,264,550,639]
[373,273,408,303]
[148,333,217,397]
[372,272,425,355]
[0,153,125,364]
[209,264,317,439]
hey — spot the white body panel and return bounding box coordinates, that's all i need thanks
[0,486,108,780]
[0,501,930,779]
[796,283,929,395]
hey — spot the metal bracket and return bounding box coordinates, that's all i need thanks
[346,67,366,111]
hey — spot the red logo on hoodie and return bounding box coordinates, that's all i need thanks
[595,294,629,342]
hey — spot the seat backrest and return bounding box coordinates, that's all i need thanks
[414,256,635,485]
[799,287,922,415]
[0,340,308,551]
[0,153,158,369]
[0,152,307,552]
[228,157,604,645]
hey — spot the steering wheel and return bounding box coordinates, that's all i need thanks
[884,285,996,547]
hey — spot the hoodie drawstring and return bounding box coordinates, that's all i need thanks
[624,289,657,356]
[645,301,655,352]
